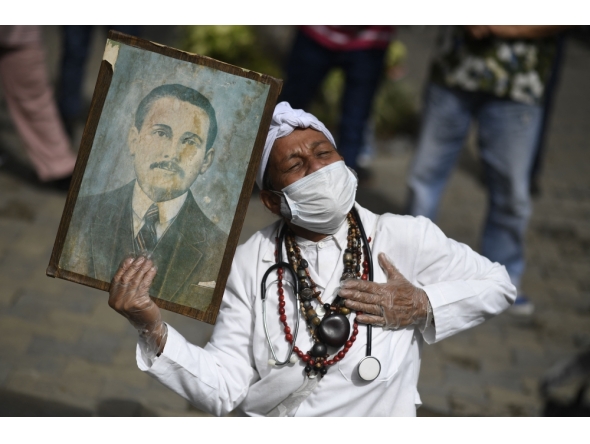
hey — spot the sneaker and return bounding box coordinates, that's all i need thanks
[508,294,535,316]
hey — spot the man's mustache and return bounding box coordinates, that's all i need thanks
[150,161,185,178]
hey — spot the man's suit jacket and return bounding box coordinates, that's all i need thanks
[62,181,228,311]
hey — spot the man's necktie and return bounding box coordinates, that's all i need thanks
[135,203,159,252]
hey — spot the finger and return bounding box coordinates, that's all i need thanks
[137,265,158,294]
[130,258,155,287]
[120,256,148,284]
[356,313,385,326]
[113,255,136,282]
[340,279,382,293]
[339,288,384,306]
[343,299,382,316]
[377,253,406,282]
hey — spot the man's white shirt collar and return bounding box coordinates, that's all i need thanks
[132,181,188,238]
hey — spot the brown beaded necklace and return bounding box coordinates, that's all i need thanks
[274,212,371,378]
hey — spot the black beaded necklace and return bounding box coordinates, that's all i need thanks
[274,212,370,378]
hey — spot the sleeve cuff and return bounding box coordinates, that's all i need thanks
[136,323,185,371]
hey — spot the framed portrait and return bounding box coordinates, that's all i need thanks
[47,31,282,324]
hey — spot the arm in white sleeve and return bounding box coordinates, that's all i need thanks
[136,255,259,416]
[413,217,516,344]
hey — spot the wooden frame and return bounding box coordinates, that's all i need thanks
[47,31,282,324]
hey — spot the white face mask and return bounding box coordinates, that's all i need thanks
[273,161,358,234]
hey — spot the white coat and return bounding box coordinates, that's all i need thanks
[137,204,515,416]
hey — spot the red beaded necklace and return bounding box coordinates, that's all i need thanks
[274,212,371,378]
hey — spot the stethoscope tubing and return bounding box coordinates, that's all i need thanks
[350,206,374,357]
[261,224,300,366]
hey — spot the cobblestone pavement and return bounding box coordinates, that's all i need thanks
[0,27,589,416]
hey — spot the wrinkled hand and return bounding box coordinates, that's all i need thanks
[339,253,429,330]
[109,255,166,356]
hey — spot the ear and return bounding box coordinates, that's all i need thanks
[199,148,214,174]
[260,190,282,217]
[128,126,140,156]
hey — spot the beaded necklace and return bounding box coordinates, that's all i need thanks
[274,212,370,378]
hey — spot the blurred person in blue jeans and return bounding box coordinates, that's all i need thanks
[279,26,395,179]
[58,25,140,135]
[406,26,567,316]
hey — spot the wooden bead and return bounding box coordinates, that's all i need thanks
[279,308,285,315]
[312,317,321,326]
[311,342,327,357]
[285,334,293,342]
[338,351,345,359]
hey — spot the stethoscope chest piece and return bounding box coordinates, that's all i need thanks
[357,356,381,382]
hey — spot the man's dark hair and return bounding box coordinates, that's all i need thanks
[135,84,218,151]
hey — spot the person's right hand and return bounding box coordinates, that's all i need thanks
[109,255,166,355]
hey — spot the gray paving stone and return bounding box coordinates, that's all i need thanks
[73,328,122,365]
[0,360,13,386]
[26,335,75,358]
[8,288,98,321]
[12,355,68,378]
[444,364,483,387]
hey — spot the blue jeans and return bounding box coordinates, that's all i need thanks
[58,25,140,121]
[407,83,543,288]
[279,31,386,170]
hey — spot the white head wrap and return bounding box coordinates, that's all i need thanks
[256,101,336,190]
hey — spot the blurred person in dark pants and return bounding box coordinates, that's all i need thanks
[58,25,141,135]
[0,25,76,189]
[279,26,395,180]
[406,26,568,316]
[530,33,567,196]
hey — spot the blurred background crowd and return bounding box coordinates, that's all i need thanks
[0,25,589,416]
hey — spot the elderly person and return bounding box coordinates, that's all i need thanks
[109,102,515,416]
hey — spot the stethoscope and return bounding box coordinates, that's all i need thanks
[260,207,381,382]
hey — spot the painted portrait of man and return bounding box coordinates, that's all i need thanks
[62,84,228,311]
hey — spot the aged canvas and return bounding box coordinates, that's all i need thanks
[47,32,281,323]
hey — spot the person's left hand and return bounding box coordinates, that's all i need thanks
[339,253,430,330]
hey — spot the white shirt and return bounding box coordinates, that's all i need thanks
[131,182,188,239]
[137,203,515,416]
